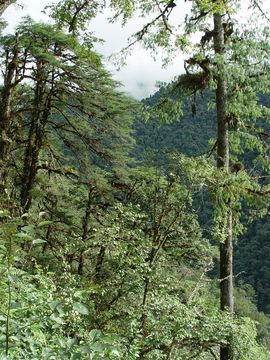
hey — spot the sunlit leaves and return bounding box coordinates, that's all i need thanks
[47,0,105,33]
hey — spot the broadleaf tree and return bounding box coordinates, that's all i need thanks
[0,1,270,359]
[48,1,270,359]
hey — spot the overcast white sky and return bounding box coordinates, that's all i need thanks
[2,0,270,99]
[1,0,190,99]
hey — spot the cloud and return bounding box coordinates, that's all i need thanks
[91,10,187,99]
[3,0,270,99]
[107,48,184,99]
[2,1,186,99]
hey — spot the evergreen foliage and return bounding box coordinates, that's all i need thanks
[133,84,270,317]
[0,1,270,359]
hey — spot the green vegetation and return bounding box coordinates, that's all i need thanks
[0,1,270,360]
[133,87,270,317]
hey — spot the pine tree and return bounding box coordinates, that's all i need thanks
[0,18,135,210]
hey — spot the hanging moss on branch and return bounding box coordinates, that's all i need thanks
[177,72,210,93]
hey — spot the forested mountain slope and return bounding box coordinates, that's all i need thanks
[1,1,270,359]
[132,85,270,315]
[0,21,269,358]
[133,91,216,160]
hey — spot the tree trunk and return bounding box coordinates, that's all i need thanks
[20,116,42,211]
[20,63,50,211]
[78,187,92,275]
[213,12,234,360]
[94,245,106,282]
[0,0,15,16]
[0,33,19,187]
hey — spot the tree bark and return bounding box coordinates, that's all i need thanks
[0,0,15,16]
[20,116,42,211]
[213,12,234,360]
[20,62,51,211]
[94,245,106,282]
[78,187,92,275]
[0,33,19,187]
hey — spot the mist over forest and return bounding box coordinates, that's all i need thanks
[0,1,270,359]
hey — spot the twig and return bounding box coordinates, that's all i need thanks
[253,0,270,22]
[122,0,176,51]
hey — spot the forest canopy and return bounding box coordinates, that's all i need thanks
[0,1,270,360]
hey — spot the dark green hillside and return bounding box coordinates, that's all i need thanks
[133,85,270,315]
[235,217,270,313]
[2,1,270,358]
[133,90,216,163]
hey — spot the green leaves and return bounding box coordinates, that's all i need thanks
[32,239,47,245]
[0,1,269,359]
[37,221,53,228]
[47,0,104,33]
[0,210,10,218]
[73,302,89,315]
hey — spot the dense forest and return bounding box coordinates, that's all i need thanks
[0,1,270,359]
[134,89,270,314]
